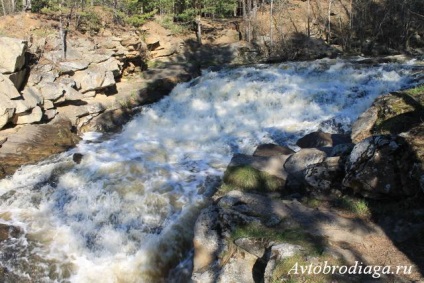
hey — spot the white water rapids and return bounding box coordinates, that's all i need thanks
[0,59,420,282]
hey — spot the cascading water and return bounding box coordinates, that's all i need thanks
[0,59,420,282]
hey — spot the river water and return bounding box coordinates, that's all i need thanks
[0,59,420,282]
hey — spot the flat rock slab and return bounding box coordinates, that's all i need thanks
[0,116,80,178]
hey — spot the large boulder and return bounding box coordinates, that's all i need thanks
[284,148,327,175]
[302,156,344,192]
[73,67,116,93]
[343,135,420,198]
[351,107,378,143]
[0,37,27,73]
[12,106,43,125]
[296,130,351,148]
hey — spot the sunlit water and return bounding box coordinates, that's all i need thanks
[0,59,421,282]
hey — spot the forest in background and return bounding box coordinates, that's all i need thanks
[0,0,423,57]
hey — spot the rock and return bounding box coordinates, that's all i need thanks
[330,143,355,158]
[351,107,378,143]
[44,109,57,120]
[0,137,7,146]
[0,223,21,241]
[97,57,122,78]
[0,116,80,178]
[193,206,221,273]
[0,93,16,129]
[296,130,351,148]
[227,153,290,181]
[86,102,105,115]
[58,60,89,73]
[63,86,84,101]
[234,238,267,258]
[343,135,418,198]
[36,82,65,101]
[14,99,32,114]
[12,106,43,125]
[73,153,83,164]
[303,157,344,191]
[145,34,160,50]
[0,37,27,73]
[253,144,295,157]
[264,243,303,283]
[73,67,116,93]
[284,148,327,175]
[43,100,55,110]
[7,68,28,90]
[22,86,43,107]
[0,74,21,99]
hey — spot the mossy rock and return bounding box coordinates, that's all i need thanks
[373,86,424,135]
[222,165,285,193]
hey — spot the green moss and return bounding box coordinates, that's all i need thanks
[332,196,370,217]
[222,165,284,193]
[405,84,424,97]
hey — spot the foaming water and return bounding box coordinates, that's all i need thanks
[0,59,419,282]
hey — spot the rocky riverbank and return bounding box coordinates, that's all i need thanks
[190,84,424,282]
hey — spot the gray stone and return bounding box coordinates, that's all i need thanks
[22,87,43,107]
[97,57,122,78]
[296,130,351,148]
[73,67,116,93]
[43,100,55,110]
[234,238,267,258]
[303,157,343,191]
[86,103,105,114]
[58,60,89,73]
[0,37,27,73]
[12,106,43,125]
[351,107,378,143]
[0,93,16,116]
[63,86,84,101]
[253,143,295,157]
[228,153,290,180]
[0,73,21,99]
[36,82,65,101]
[284,148,327,175]
[14,99,32,114]
[44,109,57,120]
[343,135,416,198]
[264,243,303,283]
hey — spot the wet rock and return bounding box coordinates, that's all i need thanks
[0,116,80,178]
[351,107,378,143]
[343,135,419,198]
[0,37,27,73]
[0,73,21,99]
[253,144,295,157]
[12,106,43,125]
[0,223,22,241]
[296,130,351,148]
[193,205,221,274]
[73,153,83,164]
[330,143,355,158]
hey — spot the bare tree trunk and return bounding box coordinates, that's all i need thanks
[270,0,273,56]
[1,0,6,15]
[327,0,332,44]
[59,0,67,60]
[196,16,202,44]
[307,0,310,37]
[10,0,14,12]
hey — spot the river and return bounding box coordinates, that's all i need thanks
[0,58,420,282]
